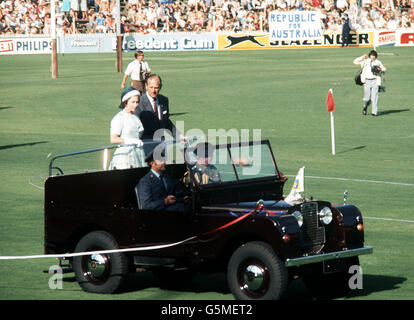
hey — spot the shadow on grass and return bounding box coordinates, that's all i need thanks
[378,109,410,116]
[123,271,231,295]
[62,272,406,299]
[63,271,230,295]
[346,274,407,299]
[0,106,14,111]
[0,141,48,151]
[285,274,407,300]
[336,145,366,155]
[169,112,188,117]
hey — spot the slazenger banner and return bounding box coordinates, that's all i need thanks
[0,37,51,55]
[269,10,322,42]
[218,32,373,50]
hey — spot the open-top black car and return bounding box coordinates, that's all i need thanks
[44,140,372,299]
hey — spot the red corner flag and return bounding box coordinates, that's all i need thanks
[326,89,335,112]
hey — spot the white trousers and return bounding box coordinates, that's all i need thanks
[363,79,379,115]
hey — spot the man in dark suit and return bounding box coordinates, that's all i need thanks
[137,145,188,212]
[341,14,351,47]
[134,74,183,141]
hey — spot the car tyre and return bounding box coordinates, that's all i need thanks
[73,230,129,294]
[227,241,288,300]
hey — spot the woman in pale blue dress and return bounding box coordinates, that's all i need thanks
[109,88,146,169]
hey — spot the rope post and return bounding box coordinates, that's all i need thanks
[116,0,122,73]
[51,0,58,79]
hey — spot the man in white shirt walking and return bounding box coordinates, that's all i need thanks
[353,50,386,116]
[121,50,151,94]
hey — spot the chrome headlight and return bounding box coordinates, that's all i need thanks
[292,210,303,228]
[319,207,333,225]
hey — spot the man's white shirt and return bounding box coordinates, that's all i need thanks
[353,55,386,85]
[146,91,162,120]
[124,60,150,81]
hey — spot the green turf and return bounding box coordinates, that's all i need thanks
[0,47,413,300]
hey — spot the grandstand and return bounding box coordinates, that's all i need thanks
[0,0,413,35]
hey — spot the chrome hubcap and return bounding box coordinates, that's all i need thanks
[243,264,266,292]
[87,254,108,279]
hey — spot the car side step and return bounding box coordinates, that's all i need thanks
[133,256,176,267]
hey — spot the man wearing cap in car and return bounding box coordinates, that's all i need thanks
[137,144,188,212]
[189,142,222,185]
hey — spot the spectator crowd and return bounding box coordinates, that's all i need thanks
[1,0,413,35]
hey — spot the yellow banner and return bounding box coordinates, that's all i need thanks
[218,32,373,50]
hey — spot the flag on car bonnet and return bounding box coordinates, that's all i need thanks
[326,89,335,112]
[284,167,305,205]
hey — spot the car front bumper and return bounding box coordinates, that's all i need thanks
[285,246,373,267]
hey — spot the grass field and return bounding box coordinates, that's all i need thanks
[0,46,413,300]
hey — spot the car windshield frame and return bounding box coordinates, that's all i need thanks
[184,139,282,188]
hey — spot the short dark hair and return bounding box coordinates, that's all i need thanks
[369,50,378,58]
[134,50,144,58]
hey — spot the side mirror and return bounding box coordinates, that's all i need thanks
[344,190,349,204]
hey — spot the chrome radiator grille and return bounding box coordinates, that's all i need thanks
[300,202,325,247]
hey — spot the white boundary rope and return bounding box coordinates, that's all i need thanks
[286,174,413,224]
[286,174,414,187]
[0,208,257,261]
[0,236,196,260]
[364,216,414,224]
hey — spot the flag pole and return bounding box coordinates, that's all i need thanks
[326,88,335,155]
[330,109,335,155]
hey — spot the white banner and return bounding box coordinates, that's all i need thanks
[0,37,52,55]
[269,10,322,42]
[373,29,414,47]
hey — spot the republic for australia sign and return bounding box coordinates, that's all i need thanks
[269,10,322,42]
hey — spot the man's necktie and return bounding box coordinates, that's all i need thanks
[160,175,168,191]
[152,99,159,119]
[138,62,142,81]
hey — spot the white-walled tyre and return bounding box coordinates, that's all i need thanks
[227,241,288,300]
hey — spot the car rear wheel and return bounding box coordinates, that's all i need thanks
[227,241,288,300]
[73,231,129,294]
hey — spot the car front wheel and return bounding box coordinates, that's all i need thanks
[72,230,129,294]
[227,241,288,300]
